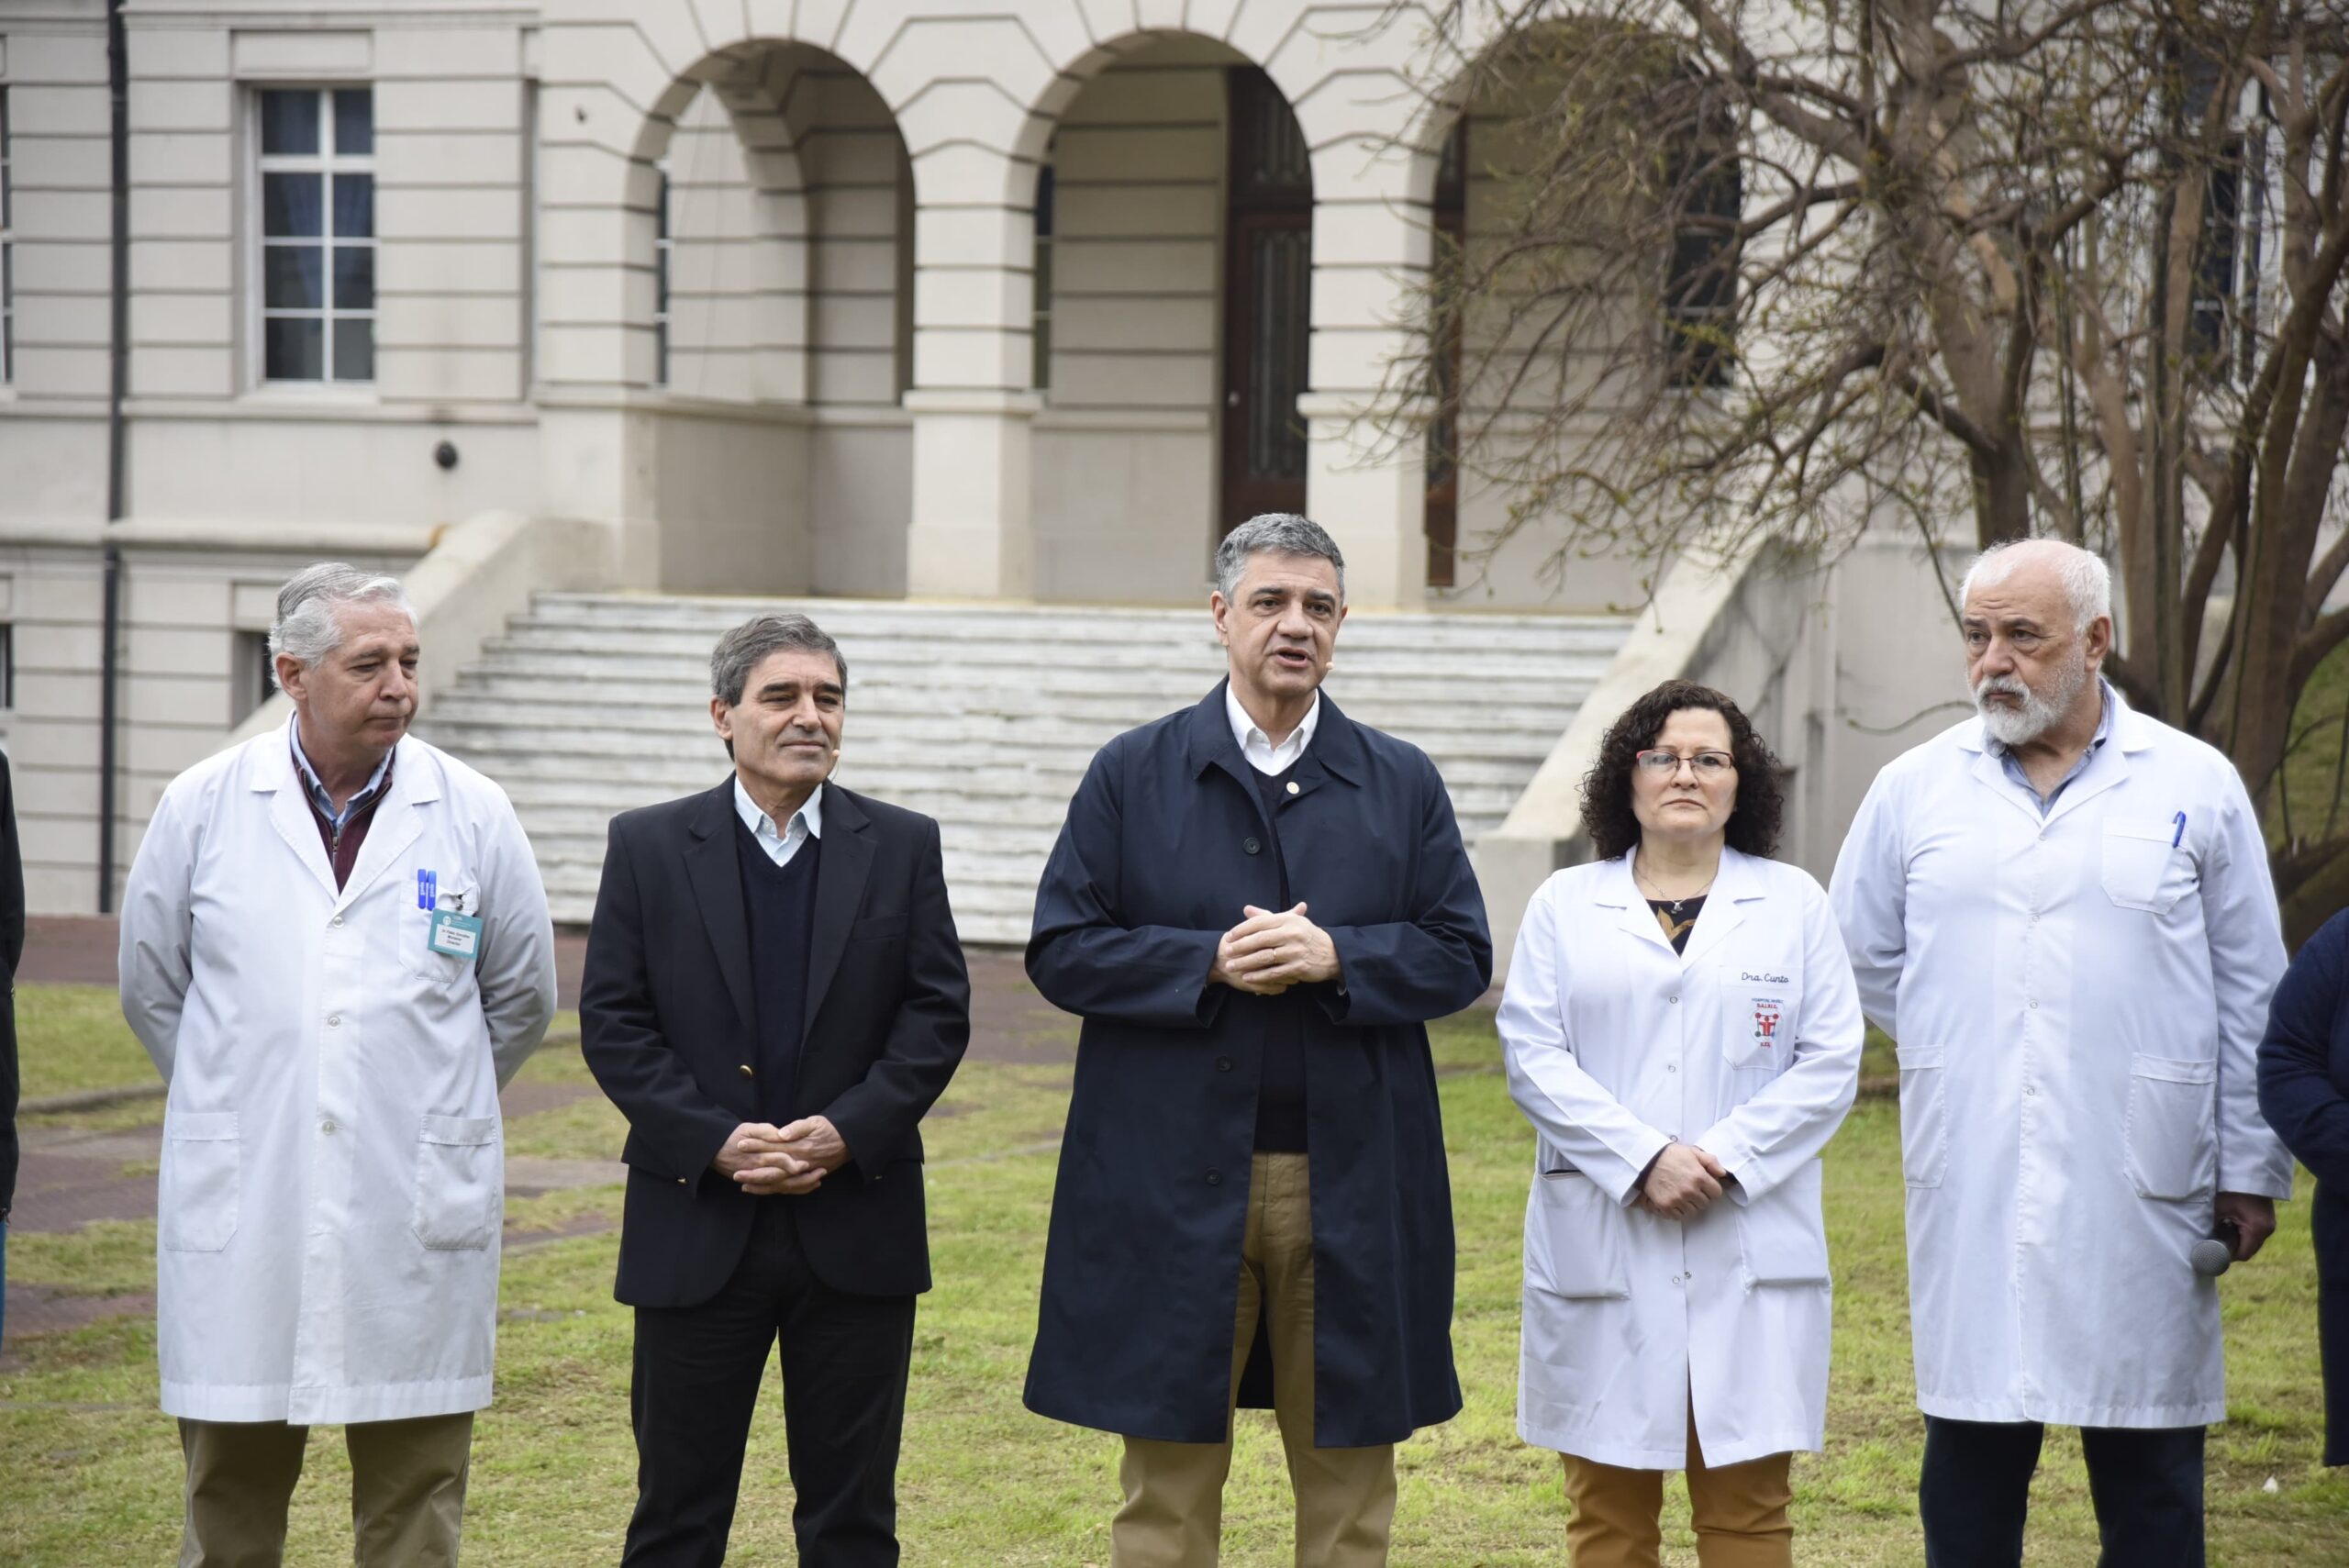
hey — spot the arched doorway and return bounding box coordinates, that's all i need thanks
[1219,65,1313,535]
[535,37,914,595]
[1022,35,1314,599]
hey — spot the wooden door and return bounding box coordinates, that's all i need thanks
[1425,120,1466,586]
[1220,68,1312,535]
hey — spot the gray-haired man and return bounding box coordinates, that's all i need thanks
[119,562,556,1565]
[581,613,971,1567]
[1025,516,1490,1567]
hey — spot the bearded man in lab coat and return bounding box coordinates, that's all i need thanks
[1830,539,2292,1568]
[120,562,557,1567]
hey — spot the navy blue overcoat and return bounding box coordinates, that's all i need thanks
[2258,906,2349,1466]
[1021,684,1491,1447]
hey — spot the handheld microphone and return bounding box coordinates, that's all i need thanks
[2190,1219,2242,1277]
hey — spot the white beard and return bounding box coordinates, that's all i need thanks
[1975,652,2088,747]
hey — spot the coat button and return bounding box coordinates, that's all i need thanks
[1286,781,1299,795]
[331,915,344,928]
[1205,1168,1223,1186]
[677,1176,688,1186]
[1243,837,1261,855]
[1216,1057,1233,1073]
[327,1015,340,1028]
[739,1064,754,1077]
[320,1119,336,1136]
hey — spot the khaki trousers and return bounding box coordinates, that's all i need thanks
[178,1412,474,1568]
[1112,1151,1397,1568]
[1559,1404,1792,1568]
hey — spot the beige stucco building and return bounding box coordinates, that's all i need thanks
[0,0,1969,937]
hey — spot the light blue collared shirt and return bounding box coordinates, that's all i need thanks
[734,777,825,868]
[289,719,396,830]
[1986,677,2118,816]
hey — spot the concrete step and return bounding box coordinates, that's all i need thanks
[421,592,1635,936]
[451,637,1612,688]
[514,593,1631,648]
[423,710,1571,766]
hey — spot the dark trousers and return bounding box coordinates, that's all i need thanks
[621,1198,917,1568]
[1920,1416,2206,1568]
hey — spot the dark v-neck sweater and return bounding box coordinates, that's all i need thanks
[1250,762,1309,1152]
[734,812,822,1125]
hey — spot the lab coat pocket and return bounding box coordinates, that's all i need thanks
[412,1114,503,1251]
[1737,1160,1831,1287]
[399,879,481,990]
[2123,1054,2218,1201]
[160,1110,239,1252]
[1525,1170,1633,1299]
[1720,973,1798,1070]
[1896,1046,1949,1189]
[2100,822,2190,915]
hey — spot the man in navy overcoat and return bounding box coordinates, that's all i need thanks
[2258,906,2349,1467]
[1023,514,1492,1567]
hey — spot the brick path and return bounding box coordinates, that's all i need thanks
[6,918,1074,1356]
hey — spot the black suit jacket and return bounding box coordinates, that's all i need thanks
[581,778,971,1307]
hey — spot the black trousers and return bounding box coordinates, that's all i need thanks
[621,1198,917,1568]
[1920,1415,2206,1568]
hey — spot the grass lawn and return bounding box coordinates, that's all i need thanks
[13,985,155,1103]
[5,1008,2344,1563]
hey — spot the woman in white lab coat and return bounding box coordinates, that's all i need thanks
[1497,680,1863,1567]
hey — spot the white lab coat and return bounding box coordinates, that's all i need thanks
[119,720,556,1424]
[1498,848,1863,1469]
[1829,696,2293,1429]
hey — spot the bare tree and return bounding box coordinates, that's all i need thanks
[1395,0,2349,940]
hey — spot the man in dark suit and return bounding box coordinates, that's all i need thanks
[2259,907,2349,1469]
[1024,514,1492,1567]
[581,612,971,1568]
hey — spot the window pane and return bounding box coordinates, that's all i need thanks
[262,172,323,237]
[260,91,320,157]
[332,245,373,310]
[264,245,323,309]
[332,317,374,382]
[333,173,373,238]
[264,317,324,380]
[333,89,373,157]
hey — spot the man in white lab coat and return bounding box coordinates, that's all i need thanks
[120,562,556,1567]
[1831,539,2292,1568]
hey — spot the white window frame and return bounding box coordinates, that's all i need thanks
[250,84,376,389]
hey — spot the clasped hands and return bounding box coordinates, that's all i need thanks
[712,1116,849,1195]
[1208,902,1341,995]
[1638,1141,1733,1221]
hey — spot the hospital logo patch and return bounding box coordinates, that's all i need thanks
[1748,995,1784,1051]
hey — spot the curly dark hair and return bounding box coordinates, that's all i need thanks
[1579,680,1786,861]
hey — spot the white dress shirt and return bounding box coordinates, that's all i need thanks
[734,776,825,867]
[1226,685,1320,775]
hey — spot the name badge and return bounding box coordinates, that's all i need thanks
[429,908,484,960]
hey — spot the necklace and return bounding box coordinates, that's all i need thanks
[1634,855,1717,917]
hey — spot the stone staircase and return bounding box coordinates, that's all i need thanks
[417,595,1635,943]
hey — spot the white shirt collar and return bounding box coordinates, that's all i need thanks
[733,776,824,845]
[1225,684,1320,775]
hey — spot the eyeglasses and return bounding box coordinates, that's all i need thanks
[1634,749,1736,778]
